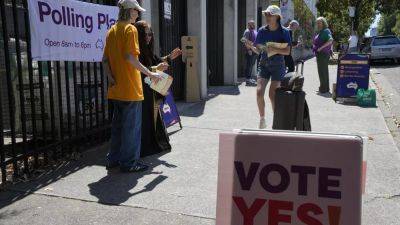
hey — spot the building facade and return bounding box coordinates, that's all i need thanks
[0,0,318,181]
[142,0,317,100]
[0,0,318,107]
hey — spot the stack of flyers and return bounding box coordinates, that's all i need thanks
[144,71,173,96]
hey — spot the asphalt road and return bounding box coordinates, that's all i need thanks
[373,62,400,95]
[371,61,400,149]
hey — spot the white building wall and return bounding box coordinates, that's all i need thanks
[246,0,258,26]
[281,0,295,25]
[141,1,152,25]
[223,0,238,85]
[187,0,207,99]
[141,1,161,56]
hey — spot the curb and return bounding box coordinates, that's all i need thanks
[370,70,400,150]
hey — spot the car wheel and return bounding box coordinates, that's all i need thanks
[369,59,375,65]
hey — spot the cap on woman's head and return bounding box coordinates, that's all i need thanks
[263,5,281,17]
[290,20,299,26]
[117,0,146,12]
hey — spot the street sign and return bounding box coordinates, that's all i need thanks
[163,0,172,20]
[348,7,356,18]
[336,53,370,98]
[216,130,363,225]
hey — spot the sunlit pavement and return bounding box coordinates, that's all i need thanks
[0,59,399,225]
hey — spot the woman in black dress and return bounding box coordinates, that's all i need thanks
[134,20,182,157]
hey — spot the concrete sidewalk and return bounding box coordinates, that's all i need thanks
[1,60,400,225]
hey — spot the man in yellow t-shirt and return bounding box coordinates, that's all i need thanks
[102,0,160,173]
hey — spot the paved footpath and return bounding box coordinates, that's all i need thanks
[370,64,400,150]
[1,60,400,225]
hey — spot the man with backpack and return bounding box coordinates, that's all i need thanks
[254,5,292,129]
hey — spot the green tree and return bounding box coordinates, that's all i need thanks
[293,0,316,48]
[378,12,397,35]
[393,12,400,36]
[375,0,400,36]
[350,0,376,35]
[375,0,400,14]
[317,0,376,42]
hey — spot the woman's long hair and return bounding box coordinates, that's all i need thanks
[134,20,154,68]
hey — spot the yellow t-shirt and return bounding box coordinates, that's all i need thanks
[104,22,143,101]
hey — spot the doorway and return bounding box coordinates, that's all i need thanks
[206,0,224,86]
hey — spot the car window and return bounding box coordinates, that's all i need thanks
[372,37,400,46]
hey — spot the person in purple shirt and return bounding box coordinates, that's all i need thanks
[313,17,333,94]
[242,20,258,86]
[253,5,291,129]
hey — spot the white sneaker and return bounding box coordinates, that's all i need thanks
[246,79,257,86]
[259,118,266,129]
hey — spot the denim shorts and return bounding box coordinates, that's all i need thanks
[258,64,286,81]
[257,55,286,81]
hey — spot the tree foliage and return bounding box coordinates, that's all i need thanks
[375,0,400,14]
[378,12,397,35]
[393,13,400,36]
[317,0,375,43]
[376,0,400,36]
[293,0,315,48]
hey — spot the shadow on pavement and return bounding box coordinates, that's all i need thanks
[0,207,28,221]
[178,101,206,117]
[0,144,176,208]
[316,92,333,98]
[88,153,175,205]
[371,60,400,68]
[207,86,241,97]
[177,86,240,118]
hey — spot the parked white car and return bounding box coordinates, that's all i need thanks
[368,36,400,62]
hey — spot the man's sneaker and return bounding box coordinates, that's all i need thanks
[259,118,266,129]
[120,162,149,173]
[246,79,257,86]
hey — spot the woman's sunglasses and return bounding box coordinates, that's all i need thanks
[146,32,154,37]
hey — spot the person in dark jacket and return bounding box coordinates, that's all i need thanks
[134,20,182,157]
[285,20,300,73]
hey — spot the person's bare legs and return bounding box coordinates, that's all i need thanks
[269,81,281,112]
[257,78,267,117]
[257,78,267,128]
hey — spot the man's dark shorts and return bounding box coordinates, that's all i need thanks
[258,56,286,81]
[258,65,286,81]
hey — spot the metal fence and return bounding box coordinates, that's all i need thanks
[0,0,114,184]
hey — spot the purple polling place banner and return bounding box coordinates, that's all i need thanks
[160,90,181,128]
[27,0,118,62]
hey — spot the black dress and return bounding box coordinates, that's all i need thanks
[140,55,172,157]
